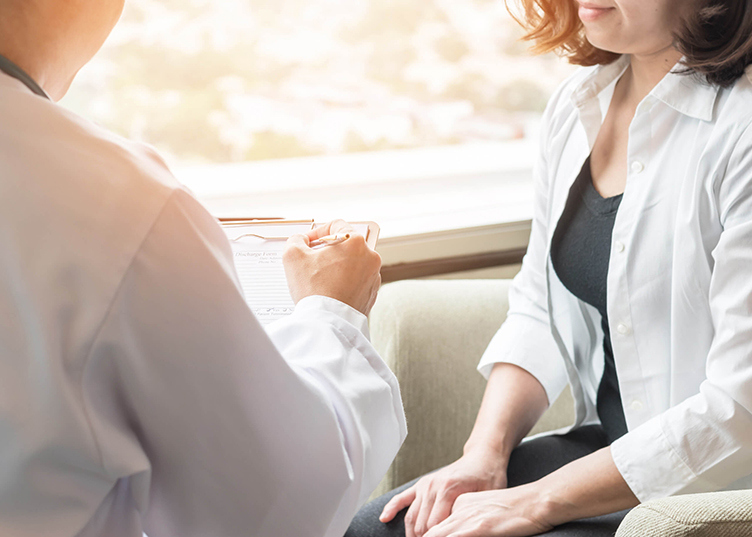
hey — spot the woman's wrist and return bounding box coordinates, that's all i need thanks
[462,435,512,465]
[524,478,575,527]
[462,417,522,462]
[459,442,510,489]
[527,447,640,526]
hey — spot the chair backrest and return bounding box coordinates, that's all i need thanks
[368,279,574,498]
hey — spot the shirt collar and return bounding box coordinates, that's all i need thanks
[570,55,720,123]
[651,63,719,122]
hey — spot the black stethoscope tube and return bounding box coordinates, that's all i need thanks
[0,53,50,100]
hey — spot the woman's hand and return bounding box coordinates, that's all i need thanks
[423,447,639,537]
[379,363,550,537]
[380,449,508,537]
[422,485,554,537]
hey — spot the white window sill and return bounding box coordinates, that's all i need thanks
[174,141,534,274]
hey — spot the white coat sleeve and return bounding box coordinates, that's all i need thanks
[84,187,406,537]
[476,87,569,406]
[611,122,752,501]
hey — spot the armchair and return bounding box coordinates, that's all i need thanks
[368,279,752,537]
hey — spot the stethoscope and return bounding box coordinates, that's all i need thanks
[0,53,50,100]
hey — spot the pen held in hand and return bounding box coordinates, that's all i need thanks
[309,233,351,248]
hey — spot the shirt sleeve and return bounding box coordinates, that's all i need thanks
[476,88,569,407]
[84,187,406,537]
[611,122,752,501]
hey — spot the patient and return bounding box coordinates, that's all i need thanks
[347,0,752,535]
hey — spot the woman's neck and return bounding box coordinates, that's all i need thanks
[622,47,684,105]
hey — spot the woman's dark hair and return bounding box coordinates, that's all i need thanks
[506,0,752,87]
[678,1,752,87]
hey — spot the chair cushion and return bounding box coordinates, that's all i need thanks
[616,490,752,537]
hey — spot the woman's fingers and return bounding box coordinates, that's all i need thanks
[381,457,508,534]
[422,489,555,537]
[423,501,486,537]
[422,515,467,537]
[380,486,417,523]
[404,494,423,537]
[413,487,438,536]
[425,490,456,530]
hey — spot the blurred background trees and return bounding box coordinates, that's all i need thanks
[61,0,573,165]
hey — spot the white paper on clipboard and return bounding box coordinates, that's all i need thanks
[221,220,378,324]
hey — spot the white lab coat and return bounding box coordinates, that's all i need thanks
[0,72,406,537]
[479,55,752,502]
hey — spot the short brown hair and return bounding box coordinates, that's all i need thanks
[506,0,752,87]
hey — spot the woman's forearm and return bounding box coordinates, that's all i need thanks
[466,366,639,524]
[463,362,549,463]
[534,446,639,524]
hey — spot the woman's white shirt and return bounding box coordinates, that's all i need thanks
[478,55,752,502]
[0,72,406,537]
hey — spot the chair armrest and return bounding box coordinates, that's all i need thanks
[368,279,573,498]
[616,490,752,537]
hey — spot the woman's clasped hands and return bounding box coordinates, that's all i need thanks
[418,486,554,537]
[379,449,555,537]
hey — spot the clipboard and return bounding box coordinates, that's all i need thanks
[219,218,380,324]
[220,218,380,248]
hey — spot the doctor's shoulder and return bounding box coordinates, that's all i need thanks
[0,80,181,215]
[49,103,180,198]
[0,84,183,231]
[1,91,194,297]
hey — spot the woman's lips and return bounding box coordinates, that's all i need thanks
[578,3,615,22]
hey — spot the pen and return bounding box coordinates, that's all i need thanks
[309,233,351,247]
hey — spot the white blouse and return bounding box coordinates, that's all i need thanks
[0,72,406,537]
[479,55,752,502]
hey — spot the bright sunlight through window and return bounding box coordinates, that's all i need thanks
[61,0,575,168]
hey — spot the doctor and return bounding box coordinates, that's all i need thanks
[0,1,406,537]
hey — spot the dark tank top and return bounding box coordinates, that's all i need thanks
[550,156,628,443]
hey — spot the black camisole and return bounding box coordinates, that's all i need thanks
[550,156,628,443]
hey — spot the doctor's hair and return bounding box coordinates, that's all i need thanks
[506,0,752,87]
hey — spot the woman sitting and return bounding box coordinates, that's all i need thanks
[347,0,752,535]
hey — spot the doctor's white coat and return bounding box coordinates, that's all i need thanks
[0,71,406,537]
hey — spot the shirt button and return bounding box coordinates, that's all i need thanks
[631,161,645,174]
[630,399,644,411]
[615,241,625,253]
[616,323,631,335]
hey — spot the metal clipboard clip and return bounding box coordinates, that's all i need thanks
[221,218,316,242]
[230,233,290,242]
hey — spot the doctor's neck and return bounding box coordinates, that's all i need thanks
[0,0,124,102]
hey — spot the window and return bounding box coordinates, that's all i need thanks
[61,0,576,275]
[62,0,574,165]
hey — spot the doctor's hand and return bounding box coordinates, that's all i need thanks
[283,219,382,316]
[380,449,508,537]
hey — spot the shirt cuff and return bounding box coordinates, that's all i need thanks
[291,295,370,339]
[477,314,568,408]
[610,415,706,502]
